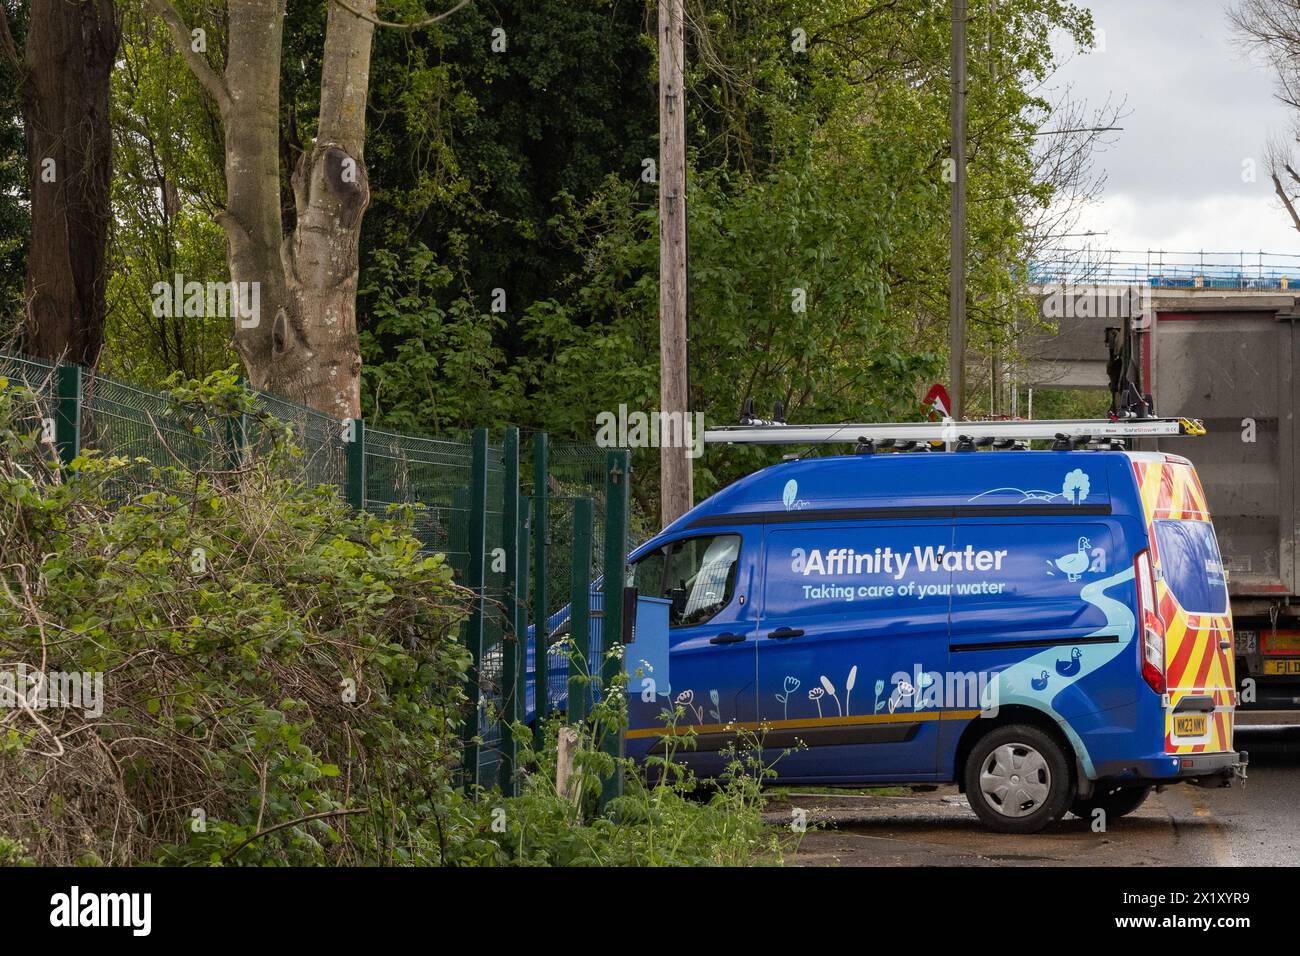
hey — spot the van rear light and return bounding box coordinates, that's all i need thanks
[1134,549,1166,694]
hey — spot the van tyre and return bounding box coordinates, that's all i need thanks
[963,724,1073,834]
[1069,784,1150,822]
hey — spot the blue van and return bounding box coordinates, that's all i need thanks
[604,447,1246,833]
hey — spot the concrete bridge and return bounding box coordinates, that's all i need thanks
[1024,285,1297,393]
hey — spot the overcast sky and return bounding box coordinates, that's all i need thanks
[1047,0,1300,258]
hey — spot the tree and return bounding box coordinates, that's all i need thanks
[1232,0,1300,233]
[105,0,232,382]
[0,0,121,366]
[0,3,26,340]
[143,0,465,418]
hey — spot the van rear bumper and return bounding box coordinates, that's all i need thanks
[1092,750,1249,787]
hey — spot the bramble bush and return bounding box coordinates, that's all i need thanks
[0,372,478,865]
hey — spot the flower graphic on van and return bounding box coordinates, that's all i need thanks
[819,675,842,716]
[675,689,703,723]
[775,676,801,719]
[1063,469,1091,504]
[889,672,935,712]
[708,688,721,722]
[888,679,913,713]
[808,687,826,717]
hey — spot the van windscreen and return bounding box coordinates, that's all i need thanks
[1152,520,1228,614]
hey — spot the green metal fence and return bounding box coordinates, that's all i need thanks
[0,353,632,798]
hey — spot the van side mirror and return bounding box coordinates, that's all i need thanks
[623,586,639,643]
[670,587,688,622]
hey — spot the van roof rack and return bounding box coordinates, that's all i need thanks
[704,417,1207,447]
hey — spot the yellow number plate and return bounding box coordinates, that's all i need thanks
[1263,659,1300,675]
[1173,714,1208,737]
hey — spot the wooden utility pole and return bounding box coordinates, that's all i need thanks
[658,0,692,525]
[948,0,968,419]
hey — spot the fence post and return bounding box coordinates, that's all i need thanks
[462,427,489,791]
[54,364,82,466]
[567,497,595,726]
[516,505,530,748]
[531,432,549,746]
[499,427,521,795]
[598,449,630,814]
[344,418,366,511]
[225,382,249,471]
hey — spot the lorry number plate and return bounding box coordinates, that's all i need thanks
[1263,659,1300,675]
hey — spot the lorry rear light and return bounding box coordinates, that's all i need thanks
[1135,549,1166,694]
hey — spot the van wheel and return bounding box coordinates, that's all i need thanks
[1069,784,1150,822]
[963,725,1073,834]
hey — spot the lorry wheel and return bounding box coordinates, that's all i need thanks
[963,724,1073,834]
[1069,784,1151,822]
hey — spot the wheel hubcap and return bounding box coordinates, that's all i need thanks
[979,743,1051,818]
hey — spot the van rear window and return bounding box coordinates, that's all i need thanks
[1152,520,1228,614]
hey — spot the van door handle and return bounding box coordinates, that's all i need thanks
[708,632,746,645]
[767,627,805,640]
[1219,639,1231,650]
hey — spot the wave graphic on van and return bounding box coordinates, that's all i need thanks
[985,564,1136,777]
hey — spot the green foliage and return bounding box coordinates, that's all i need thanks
[0,373,478,865]
[358,243,523,433]
[105,0,234,382]
[358,0,656,310]
[0,370,784,866]
[1023,386,1112,421]
[354,0,1095,512]
[36,0,1095,516]
[468,643,786,867]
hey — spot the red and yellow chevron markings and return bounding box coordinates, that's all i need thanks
[1132,458,1235,756]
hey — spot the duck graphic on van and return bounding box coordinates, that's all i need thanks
[1050,536,1092,581]
[1056,646,1084,677]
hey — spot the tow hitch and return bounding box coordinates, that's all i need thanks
[1187,750,1248,788]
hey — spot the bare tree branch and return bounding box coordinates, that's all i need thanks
[141,0,231,113]
[328,0,469,32]
[1272,170,1300,233]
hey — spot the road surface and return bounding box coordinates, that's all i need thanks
[772,730,1299,866]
